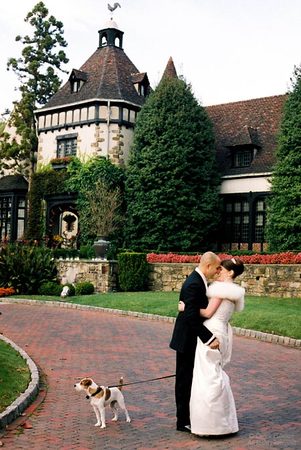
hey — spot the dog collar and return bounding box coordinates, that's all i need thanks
[89,386,102,398]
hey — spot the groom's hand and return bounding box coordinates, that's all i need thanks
[209,338,220,349]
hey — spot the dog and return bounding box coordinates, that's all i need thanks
[74,377,131,428]
[61,286,70,298]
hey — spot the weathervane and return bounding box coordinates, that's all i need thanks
[107,2,121,18]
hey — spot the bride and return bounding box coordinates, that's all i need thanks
[179,257,245,436]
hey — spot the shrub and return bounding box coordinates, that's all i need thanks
[52,248,79,259]
[0,243,57,294]
[38,281,62,296]
[74,281,94,295]
[79,245,95,259]
[117,252,149,291]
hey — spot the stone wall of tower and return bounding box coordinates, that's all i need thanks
[36,103,137,167]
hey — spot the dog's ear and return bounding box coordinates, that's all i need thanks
[81,378,92,388]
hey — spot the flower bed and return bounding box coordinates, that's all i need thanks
[0,287,15,297]
[147,252,301,264]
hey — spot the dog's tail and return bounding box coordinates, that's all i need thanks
[118,376,124,391]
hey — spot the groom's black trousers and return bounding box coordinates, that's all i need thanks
[175,347,196,427]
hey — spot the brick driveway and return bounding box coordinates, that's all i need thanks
[0,302,300,450]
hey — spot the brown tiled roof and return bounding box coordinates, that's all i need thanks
[206,95,287,176]
[43,46,147,109]
[131,72,148,84]
[161,57,178,81]
[71,69,88,81]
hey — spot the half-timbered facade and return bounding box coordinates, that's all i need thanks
[0,17,287,250]
[35,18,150,168]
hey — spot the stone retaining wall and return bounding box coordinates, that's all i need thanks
[56,260,301,297]
[56,259,118,293]
[149,263,301,298]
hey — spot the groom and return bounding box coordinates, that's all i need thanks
[170,251,221,432]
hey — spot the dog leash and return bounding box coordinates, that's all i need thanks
[108,373,175,388]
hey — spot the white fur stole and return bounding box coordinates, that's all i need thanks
[207,281,245,312]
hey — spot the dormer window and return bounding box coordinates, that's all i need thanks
[233,147,254,167]
[131,72,150,98]
[225,126,260,168]
[69,69,87,94]
[71,80,83,93]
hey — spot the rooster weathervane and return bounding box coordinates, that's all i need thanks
[108,3,121,17]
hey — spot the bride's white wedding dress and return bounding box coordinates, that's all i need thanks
[190,281,245,436]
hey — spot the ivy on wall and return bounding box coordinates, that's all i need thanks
[65,157,125,245]
[26,169,70,241]
[26,157,125,247]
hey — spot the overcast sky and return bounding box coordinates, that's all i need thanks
[0,0,300,115]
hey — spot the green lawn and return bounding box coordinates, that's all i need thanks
[0,339,30,413]
[11,291,301,339]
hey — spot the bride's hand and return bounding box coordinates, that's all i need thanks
[178,300,185,312]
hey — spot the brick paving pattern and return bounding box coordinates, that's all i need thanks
[0,302,300,450]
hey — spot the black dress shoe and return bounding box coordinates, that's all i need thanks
[177,425,191,433]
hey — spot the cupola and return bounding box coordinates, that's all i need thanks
[98,18,124,49]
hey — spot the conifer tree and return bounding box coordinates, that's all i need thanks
[266,65,301,251]
[125,74,221,252]
[0,2,69,176]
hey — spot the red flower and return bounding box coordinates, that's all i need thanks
[0,287,15,297]
[146,252,301,264]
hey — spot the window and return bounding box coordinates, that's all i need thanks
[224,199,249,242]
[101,35,108,47]
[233,148,253,167]
[69,70,87,93]
[71,80,81,93]
[0,196,26,241]
[0,196,11,240]
[254,199,266,242]
[57,134,77,158]
[17,198,26,239]
[138,84,145,96]
[223,195,267,248]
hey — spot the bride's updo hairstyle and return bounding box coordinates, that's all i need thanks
[221,258,244,279]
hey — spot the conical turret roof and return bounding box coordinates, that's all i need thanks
[43,21,149,109]
[161,57,178,81]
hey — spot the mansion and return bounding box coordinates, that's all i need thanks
[0,17,286,252]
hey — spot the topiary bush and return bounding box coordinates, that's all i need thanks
[38,281,62,296]
[117,252,149,291]
[74,281,94,295]
[0,243,57,294]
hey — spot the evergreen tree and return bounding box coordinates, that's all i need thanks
[266,65,301,251]
[125,76,221,252]
[0,1,69,176]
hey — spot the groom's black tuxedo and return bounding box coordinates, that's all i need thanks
[170,269,214,429]
[170,269,213,352]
